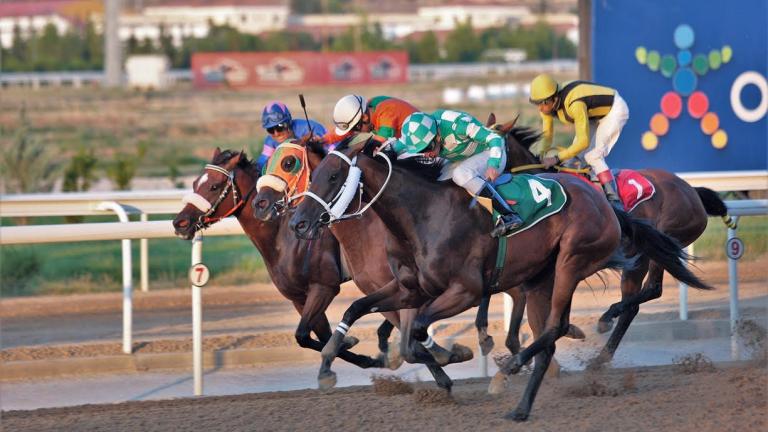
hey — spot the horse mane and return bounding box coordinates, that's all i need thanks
[213,149,259,176]
[506,126,542,151]
[339,134,446,183]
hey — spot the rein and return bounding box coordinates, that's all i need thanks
[509,163,591,174]
[291,150,393,224]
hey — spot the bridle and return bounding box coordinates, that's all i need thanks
[291,150,392,225]
[182,164,254,231]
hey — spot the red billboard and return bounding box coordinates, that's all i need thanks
[191,51,409,88]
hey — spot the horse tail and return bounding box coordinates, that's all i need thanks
[612,207,713,290]
[695,187,737,229]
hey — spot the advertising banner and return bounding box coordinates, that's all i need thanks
[593,0,766,172]
[192,51,408,88]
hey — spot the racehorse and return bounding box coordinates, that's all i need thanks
[490,114,730,363]
[250,139,475,391]
[288,135,710,420]
[250,138,587,381]
[172,148,399,371]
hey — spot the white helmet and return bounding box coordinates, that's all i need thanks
[333,94,367,135]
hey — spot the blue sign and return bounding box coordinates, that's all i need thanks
[593,0,767,173]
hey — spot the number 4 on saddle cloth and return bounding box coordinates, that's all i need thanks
[474,170,654,237]
[475,173,567,237]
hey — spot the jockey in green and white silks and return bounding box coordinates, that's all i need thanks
[385,110,523,237]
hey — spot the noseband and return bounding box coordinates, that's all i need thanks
[182,164,253,231]
[291,150,392,225]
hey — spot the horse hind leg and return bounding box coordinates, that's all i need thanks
[598,255,650,333]
[597,258,662,365]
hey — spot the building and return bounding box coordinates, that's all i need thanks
[0,0,97,49]
[113,0,290,47]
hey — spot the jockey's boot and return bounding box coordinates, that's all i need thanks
[602,179,622,209]
[489,196,523,238]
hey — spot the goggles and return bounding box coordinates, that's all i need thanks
[267,124,289,134]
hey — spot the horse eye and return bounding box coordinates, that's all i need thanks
[281,156,297,171]
[329,173,338,182]
[210,184,218,191]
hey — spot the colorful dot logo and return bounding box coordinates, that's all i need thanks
[636,24,732,150]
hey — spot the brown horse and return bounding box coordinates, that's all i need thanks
[288,135,710,420]
[172,148,398,371]
[251,140,473,391]
[492,114,729,363]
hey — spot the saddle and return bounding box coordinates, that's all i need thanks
[474,173,567,236]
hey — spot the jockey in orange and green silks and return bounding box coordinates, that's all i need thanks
[322,95,418,144]
[529,73,629,206]
[384,110,524,237]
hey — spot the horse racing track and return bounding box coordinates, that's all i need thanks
[3,361,765,432]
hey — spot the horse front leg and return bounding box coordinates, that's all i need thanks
[475,288,495,356]
[318,279,409,390]
[411,281,479,367]
[311,313,387,370]
[504,286,527,355]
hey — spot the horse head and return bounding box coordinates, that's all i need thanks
[288,133,378,239]
[173,147,259,240]
[251,137,325,222]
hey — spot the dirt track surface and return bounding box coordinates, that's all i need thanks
[1,258,766,363]
[3,362,766,432]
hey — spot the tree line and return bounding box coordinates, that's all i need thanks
[1,18,575,72]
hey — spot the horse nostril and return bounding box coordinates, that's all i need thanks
[296,221,307,232]
[256,199,268,210]
[176,219,189,228]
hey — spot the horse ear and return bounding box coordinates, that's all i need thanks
[486,113,496,127]
[213,147,222,159]
[498,114,520,134]
[230,150,243,166]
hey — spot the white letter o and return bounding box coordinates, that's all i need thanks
[731,71,767,123]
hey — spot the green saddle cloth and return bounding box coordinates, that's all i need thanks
[494,174,567,236]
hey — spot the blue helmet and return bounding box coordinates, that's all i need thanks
[261,101,292,129]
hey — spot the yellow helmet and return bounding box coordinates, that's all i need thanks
[529,74,559,104]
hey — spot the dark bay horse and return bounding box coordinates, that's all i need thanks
[288,136,710,420]
[251,138,584,381]
[251,140,474,391]
[172,148,398,371]
[491,114,728,363]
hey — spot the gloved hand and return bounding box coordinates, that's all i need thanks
[541,156,560,169]
[374,137,396,155]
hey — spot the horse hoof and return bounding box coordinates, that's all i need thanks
[479,335,495,356]
[488,372,508,395]
[386,348,404,370]
[450,343,474,364]
[505,409,529,422]
[318,371,337,390]
[566,324,586,339]
[342,335,360,349]
[597,319,614,334]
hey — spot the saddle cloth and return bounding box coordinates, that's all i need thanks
[476,174,568,236]
[614,169,655,212]
[546,169,655,212]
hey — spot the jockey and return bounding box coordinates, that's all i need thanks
[323,94,418,143]
[382,110,524,238]
[529,73,629,206]
[257,101,333,172]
